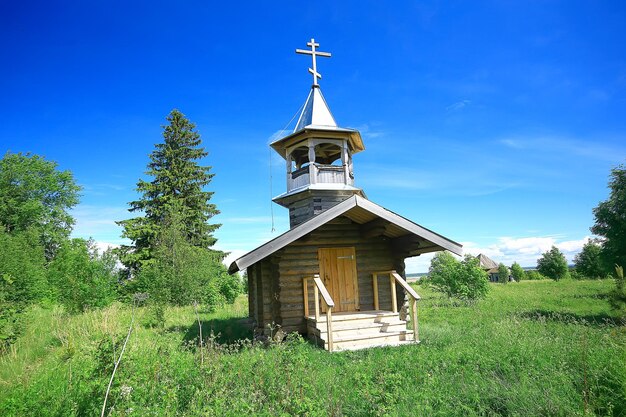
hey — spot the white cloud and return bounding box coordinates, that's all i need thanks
[70,204,131,244]
[405,253,437,274]
[403,235,590,273]
[93,241,121,252]
[267,129,290,145]
[558,237,590,252]
[446,100,470,111]
[461,235,590,268]
[217,248,248,270]
[359,165,520,196]
[498,135,626,163]
[354,123,386,139]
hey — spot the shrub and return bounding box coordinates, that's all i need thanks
[574,241,604,279]
[0,229,48,348]
[0,228,48,304]
[524,270,546,280]
[537,246,569,281]
[497,263,509,284]
[428,252,489,301]
[609,265,626,317]
[47,239,118,313]
[510,262,525,281]
[591,164,626,271]
[128,214,242,308]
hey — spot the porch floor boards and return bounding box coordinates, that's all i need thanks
[306,310,399,322]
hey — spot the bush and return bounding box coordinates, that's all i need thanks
[0,229,48,348]
[127,214,242,308]
[591,164,626,271]
[511,262,525,281]
[537,246,569,281]
[574,241,604,279]
[497,263,509,284]
[47,239,118,313]
[428,252,489,301]
[0,228,48,304]
[569,269,584,280]
[609,265,626,317]
[524,270,546,280]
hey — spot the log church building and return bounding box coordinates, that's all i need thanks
[229,39,462,351]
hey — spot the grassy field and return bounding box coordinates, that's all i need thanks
[1,280,625,416]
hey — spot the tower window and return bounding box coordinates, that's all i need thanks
[314,143,343,165]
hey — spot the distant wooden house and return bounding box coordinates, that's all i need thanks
[229,39,463,351]
[477,253,511,282]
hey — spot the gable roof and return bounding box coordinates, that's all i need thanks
[229,195,463,273]
[477,253,498,270]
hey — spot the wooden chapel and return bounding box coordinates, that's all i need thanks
[229,39,463,351]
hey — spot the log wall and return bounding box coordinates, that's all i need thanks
[287,190,359,227]
[247,215,408,334]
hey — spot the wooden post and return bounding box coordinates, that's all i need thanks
[286,154,292,190]
[326,307,333,352]
[372,273,379,310]
[390,273,397,313]
[314,286,320,322]
[411,298,419,342]
[303,277,309,318]
[348,154,354,185]
[310,164,317,185]
[342,143,349,185]
[308,144,317,184]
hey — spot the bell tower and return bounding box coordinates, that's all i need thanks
[272,39,366,228]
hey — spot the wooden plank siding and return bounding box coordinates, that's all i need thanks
[249,216,408,334]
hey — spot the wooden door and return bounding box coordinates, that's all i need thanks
[318,247,360,312]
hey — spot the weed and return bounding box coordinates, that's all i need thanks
[1,281,625,416]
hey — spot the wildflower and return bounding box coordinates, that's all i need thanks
[120,385,133,399]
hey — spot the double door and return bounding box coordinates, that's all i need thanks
[318,247,360,312]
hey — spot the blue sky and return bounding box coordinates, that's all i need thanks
[2,1,625,272]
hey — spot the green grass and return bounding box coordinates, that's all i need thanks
[1,280,625,416]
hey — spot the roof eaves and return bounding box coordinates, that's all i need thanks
[354,196,463,256]
[229,196,359,273]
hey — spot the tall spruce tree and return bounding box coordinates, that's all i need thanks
[117,110,222,270]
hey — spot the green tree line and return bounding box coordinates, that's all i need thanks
[0,110,243,349]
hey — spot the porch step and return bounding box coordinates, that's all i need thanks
[307,310,419,351]
[308,321,408,338]
[333,331,415,351]
[307,311,401,329]
[309,310,399,323]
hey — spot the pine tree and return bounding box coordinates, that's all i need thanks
[117,110,222,270]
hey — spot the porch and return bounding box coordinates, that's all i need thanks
[302,271,421,352]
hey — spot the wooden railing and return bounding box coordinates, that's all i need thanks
[372,270,421,342]
[303,274,335,352]
[288,163,350,192]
